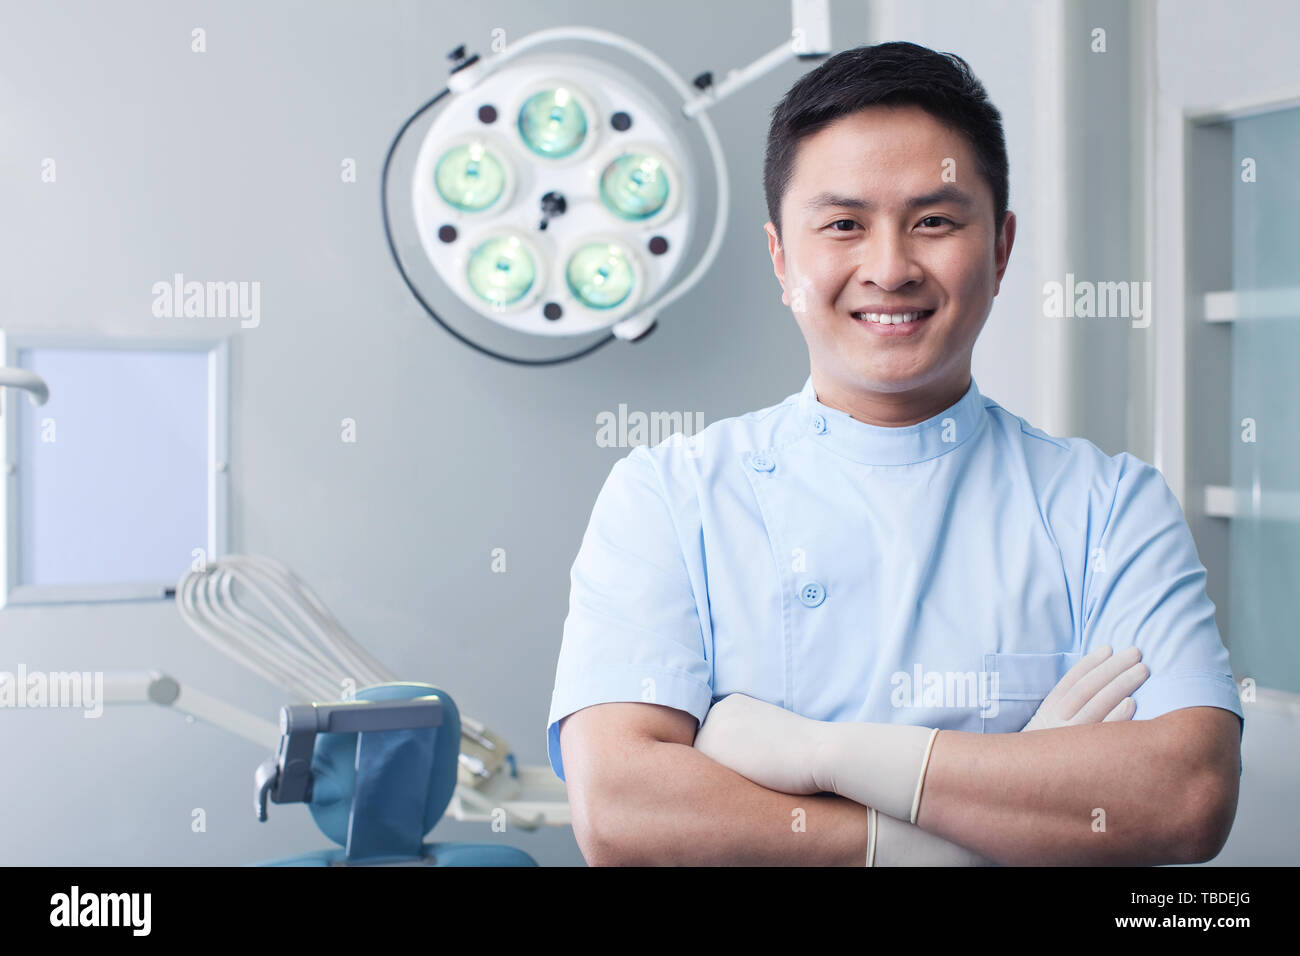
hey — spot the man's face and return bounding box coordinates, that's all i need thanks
[766,104,1015,418]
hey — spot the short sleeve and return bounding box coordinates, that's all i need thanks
[1081,453,1244,737]
[546,447,713,781]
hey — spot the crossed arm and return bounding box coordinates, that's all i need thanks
[560,688,1241,866]
[916,705,1241,865]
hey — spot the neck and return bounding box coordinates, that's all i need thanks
[810,372,972,428]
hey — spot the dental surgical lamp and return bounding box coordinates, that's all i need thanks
[381,0,832,364]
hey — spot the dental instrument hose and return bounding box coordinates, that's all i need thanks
[176,555,543,829]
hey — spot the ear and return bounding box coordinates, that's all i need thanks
[993,211,1017,296]
[765,221,790,306]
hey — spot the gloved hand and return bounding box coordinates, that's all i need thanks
[810,647,1153,819]
[693,693,935,821]
[869,807,993,866]
[694,646,1155,862]
[1021,644,1148,732]
[870,644,1152,866]
[693,692,824,795]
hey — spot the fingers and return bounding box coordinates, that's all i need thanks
[1037,643,1114,711]
[1071,654,1150,724]
[1101,696,1137,722]
[1057,645,1142,722]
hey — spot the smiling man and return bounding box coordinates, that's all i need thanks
[547,41,1243,866]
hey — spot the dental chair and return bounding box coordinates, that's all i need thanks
[253,681,537,866]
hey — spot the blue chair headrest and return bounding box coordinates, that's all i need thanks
[305,682,461,851]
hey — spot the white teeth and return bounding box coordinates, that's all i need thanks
[853,311,927,324]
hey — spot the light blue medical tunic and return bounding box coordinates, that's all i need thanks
[547,375,1244,781]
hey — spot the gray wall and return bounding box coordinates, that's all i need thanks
[879,0,1041,434]
[0,0,882,868]
[1151,0,1300,866]
[5,0,1278,867]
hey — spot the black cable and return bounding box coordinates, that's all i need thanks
[380,86,619,366]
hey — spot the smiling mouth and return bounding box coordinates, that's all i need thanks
[850,309,935,325]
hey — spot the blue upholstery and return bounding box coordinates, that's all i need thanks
[307,682,461,851]
[258,843,537,867]
[251,682,537,867]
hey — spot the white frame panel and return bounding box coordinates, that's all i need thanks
[0,332,230,608]
[1153,84,1300,508]
[1157,87,1300,705]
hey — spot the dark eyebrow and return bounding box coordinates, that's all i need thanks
[803,185,976,215]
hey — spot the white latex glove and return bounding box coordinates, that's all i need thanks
[1021,644,1148,731]
[694,647,1155,864]
[693,693,824,795]
[870,808,992,866]
[694,694,935,821]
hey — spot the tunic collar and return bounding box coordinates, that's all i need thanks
[794,374,986,466]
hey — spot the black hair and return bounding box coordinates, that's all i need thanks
[763,41,1009,244]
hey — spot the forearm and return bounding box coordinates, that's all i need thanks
[585,736,869,866]
[914,720,1200,865]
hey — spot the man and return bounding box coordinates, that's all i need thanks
[546,41,1243,866]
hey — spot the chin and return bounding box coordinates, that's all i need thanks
[843,360,928,385]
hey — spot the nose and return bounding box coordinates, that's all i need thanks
[854,228,924,292]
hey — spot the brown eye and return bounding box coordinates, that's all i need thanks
[829,219,858,231]
[919,216,953,228]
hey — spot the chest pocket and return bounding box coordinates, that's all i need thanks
[981,651,1081,734]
